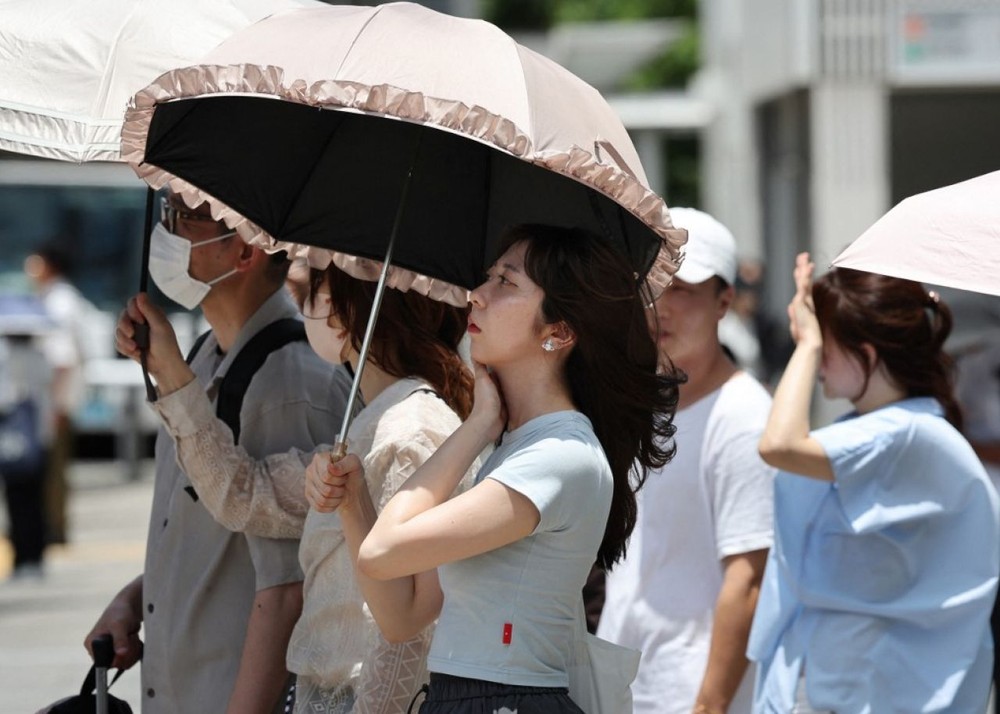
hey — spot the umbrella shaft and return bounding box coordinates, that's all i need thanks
[336,131,424,446]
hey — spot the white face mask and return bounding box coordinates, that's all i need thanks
[148,223,239,310]
[302,292,349,364]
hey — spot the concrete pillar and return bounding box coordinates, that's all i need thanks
[809,81,889,424]
[632,130,666,199]
[809,82,889,267]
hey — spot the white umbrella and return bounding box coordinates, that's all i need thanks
[0,0,320,399]
[0,0,318,162]
[833,170,1000,298]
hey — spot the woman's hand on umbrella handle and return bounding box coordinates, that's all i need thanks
[469,362,507,444]
[306,450,365,513]
[115,293,193,395]
[787,252,822,349]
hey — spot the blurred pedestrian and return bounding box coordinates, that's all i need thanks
[24,241,97,546]
[718,261,765,379]
[0,295,54,580]
[751,254,999,713]
[598,208,775,714]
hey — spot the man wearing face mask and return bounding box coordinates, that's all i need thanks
[84,192,352,714]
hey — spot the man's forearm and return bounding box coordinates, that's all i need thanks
[227,581,303,714]
[693,550,768,713]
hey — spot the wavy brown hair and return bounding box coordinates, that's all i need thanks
[500,225,682,570]
[812,268,961,429]
[308,268,473,419]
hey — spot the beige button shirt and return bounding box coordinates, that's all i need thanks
[143,290,352,714]
[155,376,477,712]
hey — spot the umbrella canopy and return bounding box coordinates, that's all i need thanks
[833,170,1000,298]
[0,0,318,162]
[121,1,686,306]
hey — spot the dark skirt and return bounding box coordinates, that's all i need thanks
[413,672,584,714]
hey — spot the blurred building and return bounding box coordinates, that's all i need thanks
[695,0,1000,320]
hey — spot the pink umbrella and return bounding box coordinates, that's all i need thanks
[833,170,1000,297]
[120,1,686,446]
[121,1,686,307]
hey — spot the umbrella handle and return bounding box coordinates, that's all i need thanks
[137,187,158,403]
[133,321,158,403]
[330,441,348,462]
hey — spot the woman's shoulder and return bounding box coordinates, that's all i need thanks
[371,381,462,449]
[817,397,962,461]
[496,411,606,473]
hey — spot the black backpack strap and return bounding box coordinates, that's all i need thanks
[185,330,211,365]
[216,318,307,444]
[80,664,126,695]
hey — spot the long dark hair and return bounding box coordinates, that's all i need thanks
[308,268,474,419]
[812,268,961,429]
[501,225,682,570]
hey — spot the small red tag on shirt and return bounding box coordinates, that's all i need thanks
[502,622,513,645]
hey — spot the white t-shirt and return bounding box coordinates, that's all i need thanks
[598,372,775,714]
[428,410,612,687]
[38,279,97,412]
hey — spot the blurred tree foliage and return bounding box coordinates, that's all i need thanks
[483,0,699,90]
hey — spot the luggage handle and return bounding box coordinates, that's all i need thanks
[92,634,114,714]
[82,635,126,713]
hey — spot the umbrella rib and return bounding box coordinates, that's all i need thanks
[334,4,387,78]
[276,117,345,240]
[336,130,425,447]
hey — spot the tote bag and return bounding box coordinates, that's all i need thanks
[567,604,640,714]
[0,399,44,482]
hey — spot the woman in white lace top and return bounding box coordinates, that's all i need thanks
[116,267,475,714]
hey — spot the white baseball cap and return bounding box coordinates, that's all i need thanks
[670,207,738,285]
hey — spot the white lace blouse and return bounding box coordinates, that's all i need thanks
[154,377,473,712]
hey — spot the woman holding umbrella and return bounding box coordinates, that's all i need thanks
[115,263,476,713]
[748,254,999,713]
[309,224,682,713]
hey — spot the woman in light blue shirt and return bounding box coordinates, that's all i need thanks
[308,224,682,713]
[750,253,1000,713]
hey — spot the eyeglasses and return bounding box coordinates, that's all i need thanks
[160,197,229,236]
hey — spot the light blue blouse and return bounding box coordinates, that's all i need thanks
[748,397,1000,713]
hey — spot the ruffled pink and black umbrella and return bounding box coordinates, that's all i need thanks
[122,1,687,443]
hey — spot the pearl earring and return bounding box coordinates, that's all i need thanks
[542,338,556,352]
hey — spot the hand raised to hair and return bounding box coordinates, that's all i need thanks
[305,451,366,513]
[787,252,822,349]
[115,293,194,396]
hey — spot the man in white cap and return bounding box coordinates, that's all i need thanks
[598,208,775,714]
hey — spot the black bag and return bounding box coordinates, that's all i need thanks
[43,636,133,713]
[0,399,44,483]
[45,667,133,714]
